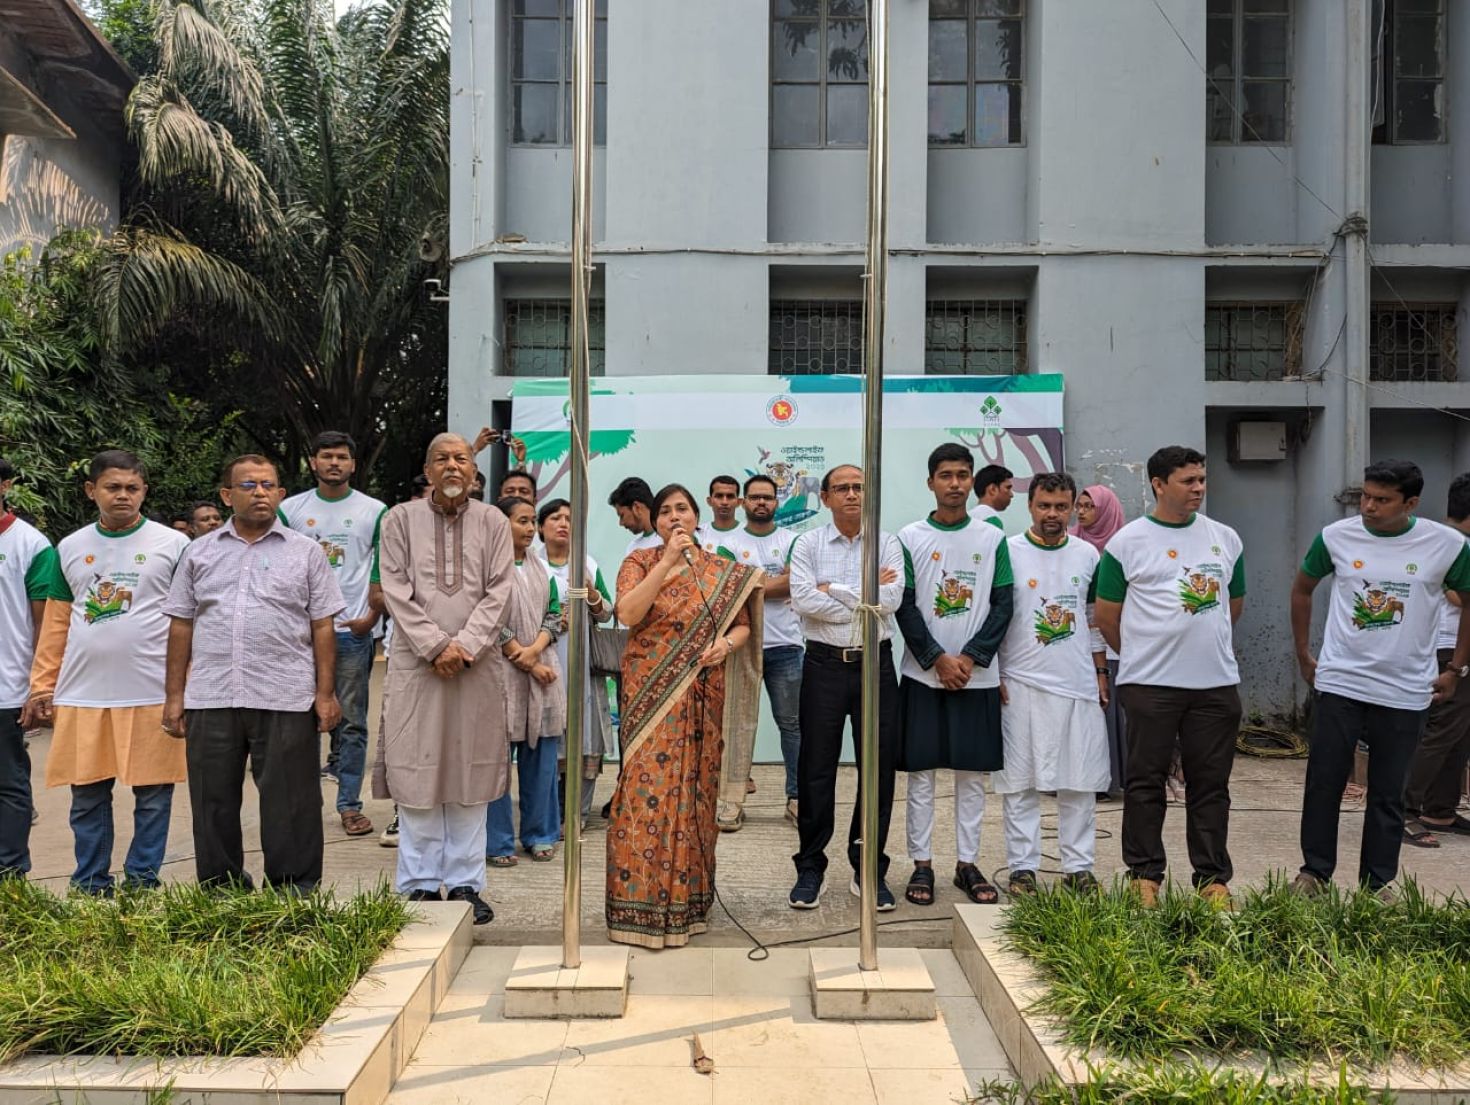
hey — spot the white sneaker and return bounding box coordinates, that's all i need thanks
[379,812,399,848]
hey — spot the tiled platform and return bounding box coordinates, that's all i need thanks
[388,944,1012,1105]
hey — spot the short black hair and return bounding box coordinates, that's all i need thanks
[221,453,276,487]
[1362,458,1423,502]
[1146,446,1206,490]
[89,449,147,483]
[500,468,536,494]
[1448,473,1470,523]
[820,465,861,493]
[495,495,534,518]
[652,483,700,522]
[975,464,1012,496]
[171,512,191,526]
[608,476,654,510]
[410,474,429,490]
[538,497,570,529]
[191,500,219,516]
[0,456,14,482]
[709,474,740,495]
[1028,471,1077,502]
[928,443,974,478]
[310,431,356,457]
[744,474,778,497]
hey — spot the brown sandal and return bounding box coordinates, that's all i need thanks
[340,810,373,837]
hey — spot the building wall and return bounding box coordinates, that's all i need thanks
[448,0,1470,720]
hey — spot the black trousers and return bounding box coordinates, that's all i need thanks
[185,708,323,892]
[1300,691,1426,890]
[1404,650,1470,821]
[792,642,899,881]
[1119,683,1241,887]
[0,709,31,877]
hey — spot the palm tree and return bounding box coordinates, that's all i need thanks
[97,0,448,479]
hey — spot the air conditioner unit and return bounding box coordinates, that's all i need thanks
[1230,421,1288,463]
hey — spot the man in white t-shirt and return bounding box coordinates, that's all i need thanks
[1291,460,1470,896]
[969,463,1013,531]
[1094,446,1245,909]
[703,476,742,554]
[22,450,190,894]
[1402,472,1470,845]
[609,476,661,556]
[0,456,57,878]
[717,475,803,829]
[994,472,1109,896]
[279,431,386,838]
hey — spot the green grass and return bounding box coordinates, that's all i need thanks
[1000,877,1470,1070]
[970,1065,1401,1104]
[0,880,410,1061]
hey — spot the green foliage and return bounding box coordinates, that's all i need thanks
[1001,877,1470,1070]
[0,879,409,1061]
[971,1065,1398,1104]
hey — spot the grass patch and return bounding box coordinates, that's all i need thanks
[971,1065,1398,1103]
[0,880,410,1062]
[1000,877,1470,1070]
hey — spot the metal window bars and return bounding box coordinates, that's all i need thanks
[924,299,1027,375]
[1370,303,1459,382]
[505,299,607,377]
[1203,302,1304,381]
[769,299,866,374]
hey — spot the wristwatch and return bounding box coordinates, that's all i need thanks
[1095,667,1110,676]
[1453,662,1470,678]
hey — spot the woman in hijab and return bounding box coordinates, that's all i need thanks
[1072,486,1132,799]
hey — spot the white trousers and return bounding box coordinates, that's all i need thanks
[396,802,490,894]
[1001,789,1096,875]
[905,769,986,864]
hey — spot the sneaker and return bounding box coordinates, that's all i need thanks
[716,802,745,833]
[321,763,339,782]
[1130,877,1162,908]
[1007,869,1039,897]
[849,876,897,912]
[406,888,441,902]
[784,798,799,827]
[379,812,399,848]
[446,885,494,925]
[1061,871,1100,894]
[789,869,824,909]
[1198,882,1234,910]
[1290,871,1327,899]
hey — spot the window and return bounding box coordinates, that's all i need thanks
[927,0,1024,147]
[1372,0,1446,144]
[769,300,864,374]
[505,299,606,376]
[510,0,607,146]
[925,300,1026,374]
[1205,0,1290,143]
[1370,304,1458,381]
[1204,303,1303,381]
[771,0,869,148]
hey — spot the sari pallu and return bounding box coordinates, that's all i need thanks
[606,547,764,949]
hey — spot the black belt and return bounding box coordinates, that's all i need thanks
[807,639,892,664]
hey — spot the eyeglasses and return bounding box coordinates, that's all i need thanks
[232,481,279,492]
[746,494,777,502]
[828,483,863,496]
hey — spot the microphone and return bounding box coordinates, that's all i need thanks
[672,522,697,568]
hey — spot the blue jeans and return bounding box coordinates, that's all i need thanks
[0,709,32,877]
[486,736,561,855]
[764,645,805,799]
[333,631,375,813]
[70,779,174,893]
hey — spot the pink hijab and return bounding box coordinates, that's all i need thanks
[1071,484,1125,552]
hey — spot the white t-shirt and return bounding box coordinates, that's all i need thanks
[716,526,801,649]
[1096,513,1245,690]
[969,502,1006,531]
[624,531,662,556]
[1436,592,1461,652]
[1000,533,1102,702]
[279,488,387,633]
[0,516,59,709]
[52,519,190,708]
[542,553,612,615]
[897,515,1012,690]
[700,521,740,556]
[1302,517,1470,711]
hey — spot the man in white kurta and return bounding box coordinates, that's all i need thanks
[374,434,515,923]
[994,472,1110,894]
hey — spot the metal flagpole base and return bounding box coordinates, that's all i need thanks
[808,946,936,1020]
[503,945,630,1019]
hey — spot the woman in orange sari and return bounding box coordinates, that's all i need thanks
[607,484,763,949]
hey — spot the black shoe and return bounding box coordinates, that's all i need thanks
[600,799,612,819]
[406,888,442,902]
[1061,871,1099,894]
[789,869,824,909]
[447,885,494,924]
[849,875,896,912]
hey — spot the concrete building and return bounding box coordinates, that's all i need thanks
[448,0,1470,718]
[0,0,133,257]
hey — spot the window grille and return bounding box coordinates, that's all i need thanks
[504,299,606,377]
[1205,0,1290,144]
[1370,304,1458,382]
[927,0,1025,148]
[510,0,607,146]
[1204,303,1303,381]
[770,0,870,148]
[924,300,1027,375]
[769,300,865,375]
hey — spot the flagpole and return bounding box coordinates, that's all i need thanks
[562,0,596,971]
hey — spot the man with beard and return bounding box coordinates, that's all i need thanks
[716,475,802,829]
[279,431,386,836]
[372,433,515,922]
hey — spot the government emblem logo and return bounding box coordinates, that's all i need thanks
[765,395,797,426]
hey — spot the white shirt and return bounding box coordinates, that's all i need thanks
[788,522,903,648]
[969,502,1006,532]
[279,488,387,634]
[52,519,191,708]
[716,526,802,649]
[1000,533,1103,702]
[700,521,740,556]
[0,516,58,708]
[624,531,663,556]
[897,515,1011,689]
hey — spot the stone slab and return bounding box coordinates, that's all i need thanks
[0,901,472,1105]
[809,947,937,1021]
[503,945,631,1019]
[952,904,1470,1104]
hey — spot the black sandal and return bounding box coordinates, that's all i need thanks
[954,863,999,905]
[905,865,936,906]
